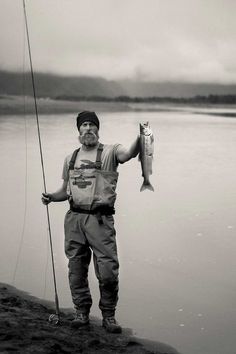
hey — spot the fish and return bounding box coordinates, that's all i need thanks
[139,121,154,192]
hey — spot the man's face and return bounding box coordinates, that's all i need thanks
[79,121,99,147]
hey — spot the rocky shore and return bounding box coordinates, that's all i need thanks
[0,283,180,354]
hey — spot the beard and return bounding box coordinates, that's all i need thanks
[79,131,99,147]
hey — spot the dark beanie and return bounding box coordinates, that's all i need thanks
[76,111,100,131]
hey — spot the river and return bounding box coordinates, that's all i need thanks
[0,107,236,354]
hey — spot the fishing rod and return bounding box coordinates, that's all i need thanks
[22,0,60,325]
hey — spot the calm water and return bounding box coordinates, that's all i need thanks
[0,108,236,354]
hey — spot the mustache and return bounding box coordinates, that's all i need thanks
[80,131,98,138]
[79,130,99,146]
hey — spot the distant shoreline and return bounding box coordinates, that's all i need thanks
[0,95,236,117]
[0,95,131,115]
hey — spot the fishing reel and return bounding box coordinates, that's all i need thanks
[48,313,60,325]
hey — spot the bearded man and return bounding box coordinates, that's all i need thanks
[42,111,140,333]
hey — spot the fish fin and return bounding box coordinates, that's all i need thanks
[140,181,154,192]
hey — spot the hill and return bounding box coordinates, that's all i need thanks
[1,70,236,99]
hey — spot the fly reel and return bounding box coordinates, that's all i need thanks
[48,313,60,325]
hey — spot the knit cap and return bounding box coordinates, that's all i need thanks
[76,111,100,130]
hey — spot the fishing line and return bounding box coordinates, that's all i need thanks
[12,15,28,285]
[22,0,60,324]
[43,230,50,300]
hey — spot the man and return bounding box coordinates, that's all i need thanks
[42,111,140,333]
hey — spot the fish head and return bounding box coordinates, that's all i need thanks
[140,121,152,136]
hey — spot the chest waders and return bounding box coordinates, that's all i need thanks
[65,143,120,317]
[68,143,119,222]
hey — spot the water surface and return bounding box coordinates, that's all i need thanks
[0,108,236,354]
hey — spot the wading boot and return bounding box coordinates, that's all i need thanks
[102,316,122,333]
[71,312,89,328]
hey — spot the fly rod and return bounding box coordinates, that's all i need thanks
[22,0,60,325]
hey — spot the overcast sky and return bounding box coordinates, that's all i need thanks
[1,0,236,83]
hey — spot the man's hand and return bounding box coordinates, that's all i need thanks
[41,181,68,205]
[41,193,53,205]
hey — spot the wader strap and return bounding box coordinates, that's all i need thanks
[69,205,115,215]
[95,143,104,169]
[69,148,80,170]
[69,204,115,225]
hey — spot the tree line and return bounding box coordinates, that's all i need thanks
[55,94,236,104]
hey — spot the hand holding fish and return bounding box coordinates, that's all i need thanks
[139,122,154,192]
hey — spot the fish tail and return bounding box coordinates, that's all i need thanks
[140,181,154,192]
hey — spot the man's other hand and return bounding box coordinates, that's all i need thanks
[41,193,53,205]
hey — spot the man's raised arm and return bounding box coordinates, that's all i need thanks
[116,136,140,164]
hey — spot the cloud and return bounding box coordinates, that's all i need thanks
[1,0,236,83]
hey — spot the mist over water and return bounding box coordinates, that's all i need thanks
[1,109,236,354]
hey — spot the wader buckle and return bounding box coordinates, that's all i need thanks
[96,211,103,225]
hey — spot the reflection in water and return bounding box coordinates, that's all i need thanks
[0,110,236,354]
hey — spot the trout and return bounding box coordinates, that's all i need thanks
[139,122,154,192]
